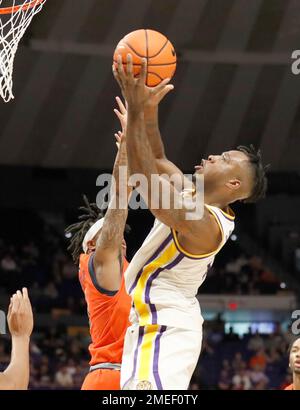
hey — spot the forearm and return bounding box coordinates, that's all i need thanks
[144,105,184,179]
[97,140,129,251]
[111,134,127,196]
[127,108,159,181]
[126,108,183,217]
[1,336,30,390]
[126,108,204,231]
[144,105,166,159]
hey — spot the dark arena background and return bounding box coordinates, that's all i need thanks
[0,0,300,392]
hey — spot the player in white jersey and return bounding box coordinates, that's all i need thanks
[113,55,268,390]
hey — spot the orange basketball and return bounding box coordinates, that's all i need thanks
[113,29,177,87]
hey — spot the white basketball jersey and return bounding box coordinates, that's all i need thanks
[125,205,235,331]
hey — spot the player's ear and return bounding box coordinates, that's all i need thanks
[87,240,96,252]
[225,178,241,191]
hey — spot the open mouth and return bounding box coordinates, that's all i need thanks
[194,159,205,171]
[295,361,300,366]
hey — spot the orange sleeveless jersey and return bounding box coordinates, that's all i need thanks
[79,253,131,366]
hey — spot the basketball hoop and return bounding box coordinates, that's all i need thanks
[0,0,46,102]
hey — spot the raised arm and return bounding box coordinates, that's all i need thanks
[114,95,183,178]
[144,98,184,178]
[113,55,221,255]
[0,289,33,390]
[92,121,131,292]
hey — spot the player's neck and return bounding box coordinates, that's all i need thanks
[204,191,228,210]
[293,372,300,390]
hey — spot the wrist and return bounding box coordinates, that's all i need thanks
[144,104,158,117]
[11,334,31,343]
[128,106,144,119]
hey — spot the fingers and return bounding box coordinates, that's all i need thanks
[7,300,12,318]
[126,53,134,80]
[115,131,123,149]
[113,108,123,123]
[114,132,122,142]
[138,58,147,85]
[22,287,29,300]
[22,287,32,311]
[153,78,172,94]
[115,54,127,90]
[155,84,174,102]
[115,131,124,141]
[117,54,125,77]
[112,63,123,90]
[113,54,135,97]
[11,293,20,315]
[10,288,30,311]
[115,96,126,114]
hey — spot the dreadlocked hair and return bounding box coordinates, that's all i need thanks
[237,144,269,203]
[65,195,131,265]
[65,195,105,265]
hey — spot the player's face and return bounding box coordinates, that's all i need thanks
[290,339,300,374]
[194,150,249,179]
[194,150,251,198]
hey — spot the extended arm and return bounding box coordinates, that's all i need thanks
[144,103,184,178]
[93,127,130,291]
[114,96,183,178]
[113,55,221,255]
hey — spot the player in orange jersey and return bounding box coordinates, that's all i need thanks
[66,117,132,390]
[285,338,300,390]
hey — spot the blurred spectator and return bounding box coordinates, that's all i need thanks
[249,364,269,388]
[224,327,239,342]
[247,331,265,351]
[221,359,232,374]
[232,366,252,390]
[267,347,281,365]
[249,348,268,371]
[1,254,18,271]
[54,364,74,388]
[211,313,225,334]
[218,370,231,390]
[232,352,246,372]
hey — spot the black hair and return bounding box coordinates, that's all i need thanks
[237,144,269,203]
[65,195,130,265]
[288,337,300,356]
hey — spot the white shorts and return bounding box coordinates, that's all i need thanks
[120,323,202,390]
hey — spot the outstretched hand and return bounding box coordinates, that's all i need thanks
[113,96,127,150]
[112,54,174,112]
[114,96,127,134]
[7,288,33,338]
